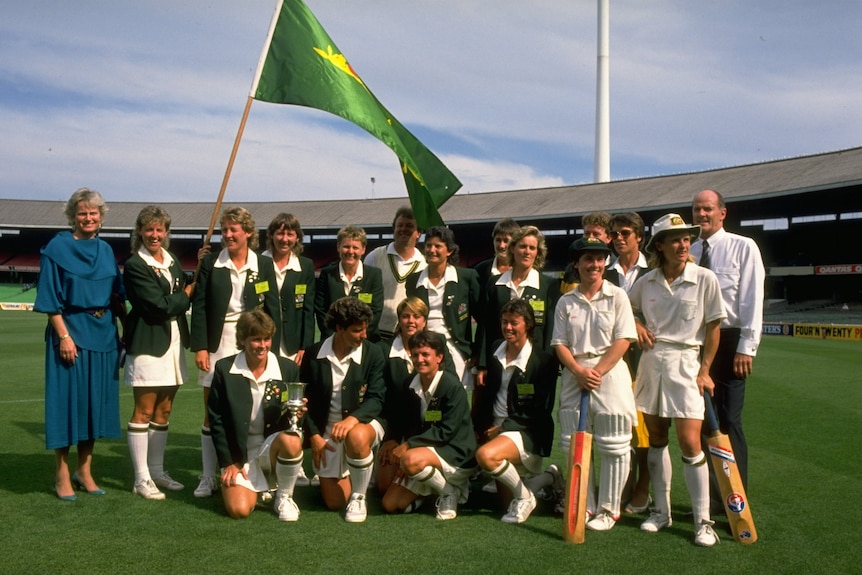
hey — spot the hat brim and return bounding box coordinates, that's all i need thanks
[645,225,701,253]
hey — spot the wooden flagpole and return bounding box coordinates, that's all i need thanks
[191,95,254,289]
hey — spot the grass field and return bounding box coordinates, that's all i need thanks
[1,309,860,575]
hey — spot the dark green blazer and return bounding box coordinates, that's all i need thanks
[472,342,559,457]
[299,339,386,438]
[314,262,384,342]
[190,251,281,353]
[604,263,648,378]
[405,266,481,361]
[386,370,476,469]
[376,337,457,434]
[276,255,316,355]
[122,251,190,356]
[207,354,300,468]
[477,272,559,368]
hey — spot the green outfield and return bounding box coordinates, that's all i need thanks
[0,309,859,575]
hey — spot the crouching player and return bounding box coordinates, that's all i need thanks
[473,299,561,524]
[300,297,386,523]
[207,310,305,521]
[381,331,476,520]
[551,237,638,532]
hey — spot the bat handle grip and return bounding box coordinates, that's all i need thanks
[703,391,720,434]
[577,391,590,433]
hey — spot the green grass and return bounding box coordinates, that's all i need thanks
[1,310,860,574]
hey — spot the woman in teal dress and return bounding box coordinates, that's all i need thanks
[34,188,125,500]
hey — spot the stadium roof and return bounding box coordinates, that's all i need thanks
[3,146,862,233]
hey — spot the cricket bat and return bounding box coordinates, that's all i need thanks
[563,391,591,543]
[703,393,758,544]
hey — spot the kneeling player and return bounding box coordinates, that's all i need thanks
[380,331,476,520]
[300,297,386,523]
[474,299,561,524]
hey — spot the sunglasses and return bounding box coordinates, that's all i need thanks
[609,229,635,239]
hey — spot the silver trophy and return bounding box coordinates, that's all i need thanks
[285,381,307,432]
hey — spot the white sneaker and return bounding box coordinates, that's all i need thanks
[435,491,459,520]
[193,475,218,498]
[294,467,311,487]
[694,520,720,547]
[151,471,184,491]
[344,493,367,523]
[586,511,618,531]
[310,473,321,487]
[640,511,672,533]
[276,494,300,522]
[133,479,165,500]
[501,492,537,524]
[481,479,498,493]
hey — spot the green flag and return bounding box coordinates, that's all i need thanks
[250,0,461,228]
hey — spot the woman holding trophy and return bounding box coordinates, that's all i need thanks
[207,310,306,521]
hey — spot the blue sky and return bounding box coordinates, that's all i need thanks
[2,0,861,205]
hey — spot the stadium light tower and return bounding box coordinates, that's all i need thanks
[594,0,610,183]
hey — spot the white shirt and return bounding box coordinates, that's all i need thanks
[388,335,414,374]
[495,267,541,300]
[338,260,365,296]
[408,370,444,420]
[691,227,765,356]
[213,249,261,321]
[416,265,459,335]
[628,263,727,348]
[608,251,648,293]
[491,339,533,419]
[317,335,364,425]
[229,351,284,436]
[551,281,637,357]
[261,249,302,292]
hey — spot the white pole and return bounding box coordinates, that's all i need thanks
[594,0,610,183]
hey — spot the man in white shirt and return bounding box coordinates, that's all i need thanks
[690,189,765,501]
[364,206,426,339]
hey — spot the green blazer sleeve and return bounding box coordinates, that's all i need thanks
[123,252,190,356]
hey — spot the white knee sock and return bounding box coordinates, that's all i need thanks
[147,422,169,477]
[200,426,217,479]
[346,453,374,497]
[683,452,709,524]
[490,460,529,499]
[411,466,450,495]
[648,446,672,517]
[127,422,150,482]
[276,455,303,498]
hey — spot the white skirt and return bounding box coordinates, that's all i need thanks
[125,321,186,387]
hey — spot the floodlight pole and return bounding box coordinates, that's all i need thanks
[594,0,610,183]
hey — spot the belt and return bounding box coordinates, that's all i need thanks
[68,307,108,318]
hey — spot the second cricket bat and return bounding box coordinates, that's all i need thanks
[704,393,758,544]
[563,391,591,543]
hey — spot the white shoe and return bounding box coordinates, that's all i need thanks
[133,479,165,500]
[193,475,218,498]
[694,520,720,547]
[344,493,367,523]
[151,471,184,491]
[481,479,498,493]
[276,494,300,522]
[294,467,311,487]
[586,511,618,531]
[501,492,537,524]
[640,511,672,533]
[435,491,459,520]
[310,473,321,487]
